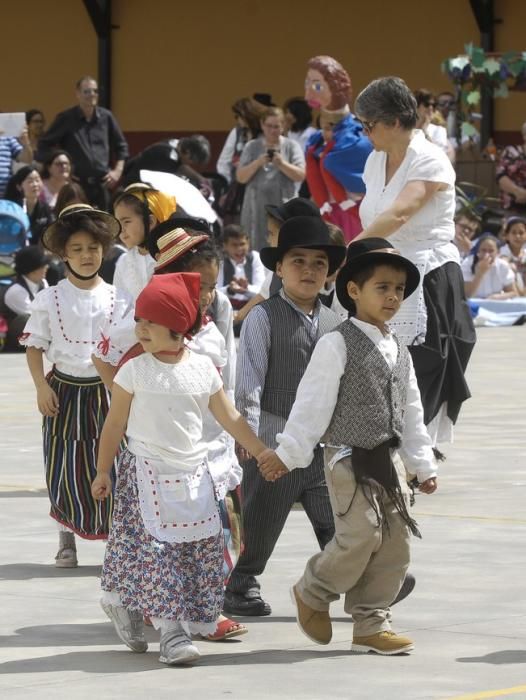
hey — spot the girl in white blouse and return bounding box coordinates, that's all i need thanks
[92,273,267,666]
[112,183,176,301]
[20,204,133,567]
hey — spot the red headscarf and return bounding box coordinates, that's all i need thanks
[135,272,200,333]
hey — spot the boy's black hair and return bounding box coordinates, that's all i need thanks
[156,237,220,274]
[346,258,409,315]
[222,224,249,243]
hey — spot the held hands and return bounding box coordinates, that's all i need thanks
[418,477,437,494]
[36,382,59,417]
[91,472,112,500]
[257,448,289,482]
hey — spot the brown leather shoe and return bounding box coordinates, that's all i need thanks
[290,585,332,645]
[351,630,414,655]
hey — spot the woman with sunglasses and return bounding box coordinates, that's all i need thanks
[354,76,475,453]
[414,89,455,162]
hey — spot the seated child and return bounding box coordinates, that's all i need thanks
[499,217,526,294]
[453,212,480,259]
[218,224,266,309]
[461,234,517,299]
[259,238,438,656]
[2,246,49,351]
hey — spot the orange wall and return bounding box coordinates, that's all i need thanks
[1,0,524,138]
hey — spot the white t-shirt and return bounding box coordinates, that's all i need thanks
[461,255,515,298]
[20,278,133,377]
[359,129,459,344]
[114,350,223,470]
[113,246,156,302]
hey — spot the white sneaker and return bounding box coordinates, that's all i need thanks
[101,601,148,653]
[159,629,201,665]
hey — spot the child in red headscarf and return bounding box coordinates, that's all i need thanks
[92,273,268,666]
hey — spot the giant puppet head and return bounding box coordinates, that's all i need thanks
[304,56,352,112]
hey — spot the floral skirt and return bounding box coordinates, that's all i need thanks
[101,449,224,631]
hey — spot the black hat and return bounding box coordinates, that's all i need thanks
[147,215,211,259]
[265,197,320,223]
[335,238,420,311]
[253,92,275,107]
[260,216,346,276]
[14,245,51,276]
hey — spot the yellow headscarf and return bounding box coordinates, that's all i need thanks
[123,184,177,225]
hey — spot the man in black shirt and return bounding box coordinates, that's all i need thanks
[36,76,129,211]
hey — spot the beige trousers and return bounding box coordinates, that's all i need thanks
[296,446,412,637]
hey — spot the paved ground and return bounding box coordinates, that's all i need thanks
[1,328,526,700]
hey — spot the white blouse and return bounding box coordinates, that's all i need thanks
[461,255,515,298]
[114,350,223,470]
[112,247,156,302]
[20,278,134,377]
[359,129,459,344]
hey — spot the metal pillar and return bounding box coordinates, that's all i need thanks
[469,0,498,147]
[82,0,113,109]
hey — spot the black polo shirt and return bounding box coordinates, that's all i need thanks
[36,106,129,181]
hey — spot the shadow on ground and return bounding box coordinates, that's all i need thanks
[0,563,102,581]
[457,649,526,665]
[0,648,352,674]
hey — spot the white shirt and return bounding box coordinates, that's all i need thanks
[275,317,436,482]
[216,127,237,183]
[20,278,134,377]
[114,351,223,470]
[218,250,266,299]
[258,269,274,300]
[113,247,156,302]
[4,277,48,315]
[287,126,317,153]
[461,255,515,298]
[359,129,459,343]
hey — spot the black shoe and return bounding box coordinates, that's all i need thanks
[391,573,416,606]
[223,588,272,617]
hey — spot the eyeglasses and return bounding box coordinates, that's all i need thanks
[82,88,99,95]
[358,119,377,134]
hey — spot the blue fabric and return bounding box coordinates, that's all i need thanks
[0,200,30,254]
[322,115,373,193]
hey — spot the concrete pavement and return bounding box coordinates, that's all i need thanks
[1,328,526,700]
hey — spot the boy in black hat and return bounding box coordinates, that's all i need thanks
[224,216,346,617]
[2,246,50,350]
[259,238,438,655]
[235,197,321,324]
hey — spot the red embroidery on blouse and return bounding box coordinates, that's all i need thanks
[53,287,116,346]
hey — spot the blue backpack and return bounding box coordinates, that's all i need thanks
[0,200,30,281]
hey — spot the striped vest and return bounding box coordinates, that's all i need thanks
[257,294,340,447]
[324,321,410,450]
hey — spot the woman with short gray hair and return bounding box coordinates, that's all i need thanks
[354,76,475,449]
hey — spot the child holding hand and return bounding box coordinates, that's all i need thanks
[92,273,268,666]
[259,238,437,656]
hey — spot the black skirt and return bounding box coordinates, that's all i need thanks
[408,261,476,426]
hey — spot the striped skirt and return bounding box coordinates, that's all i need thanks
[220,486,244,582]
[43,368,117,539]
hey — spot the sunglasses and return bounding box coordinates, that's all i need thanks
[423,101,436,108]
